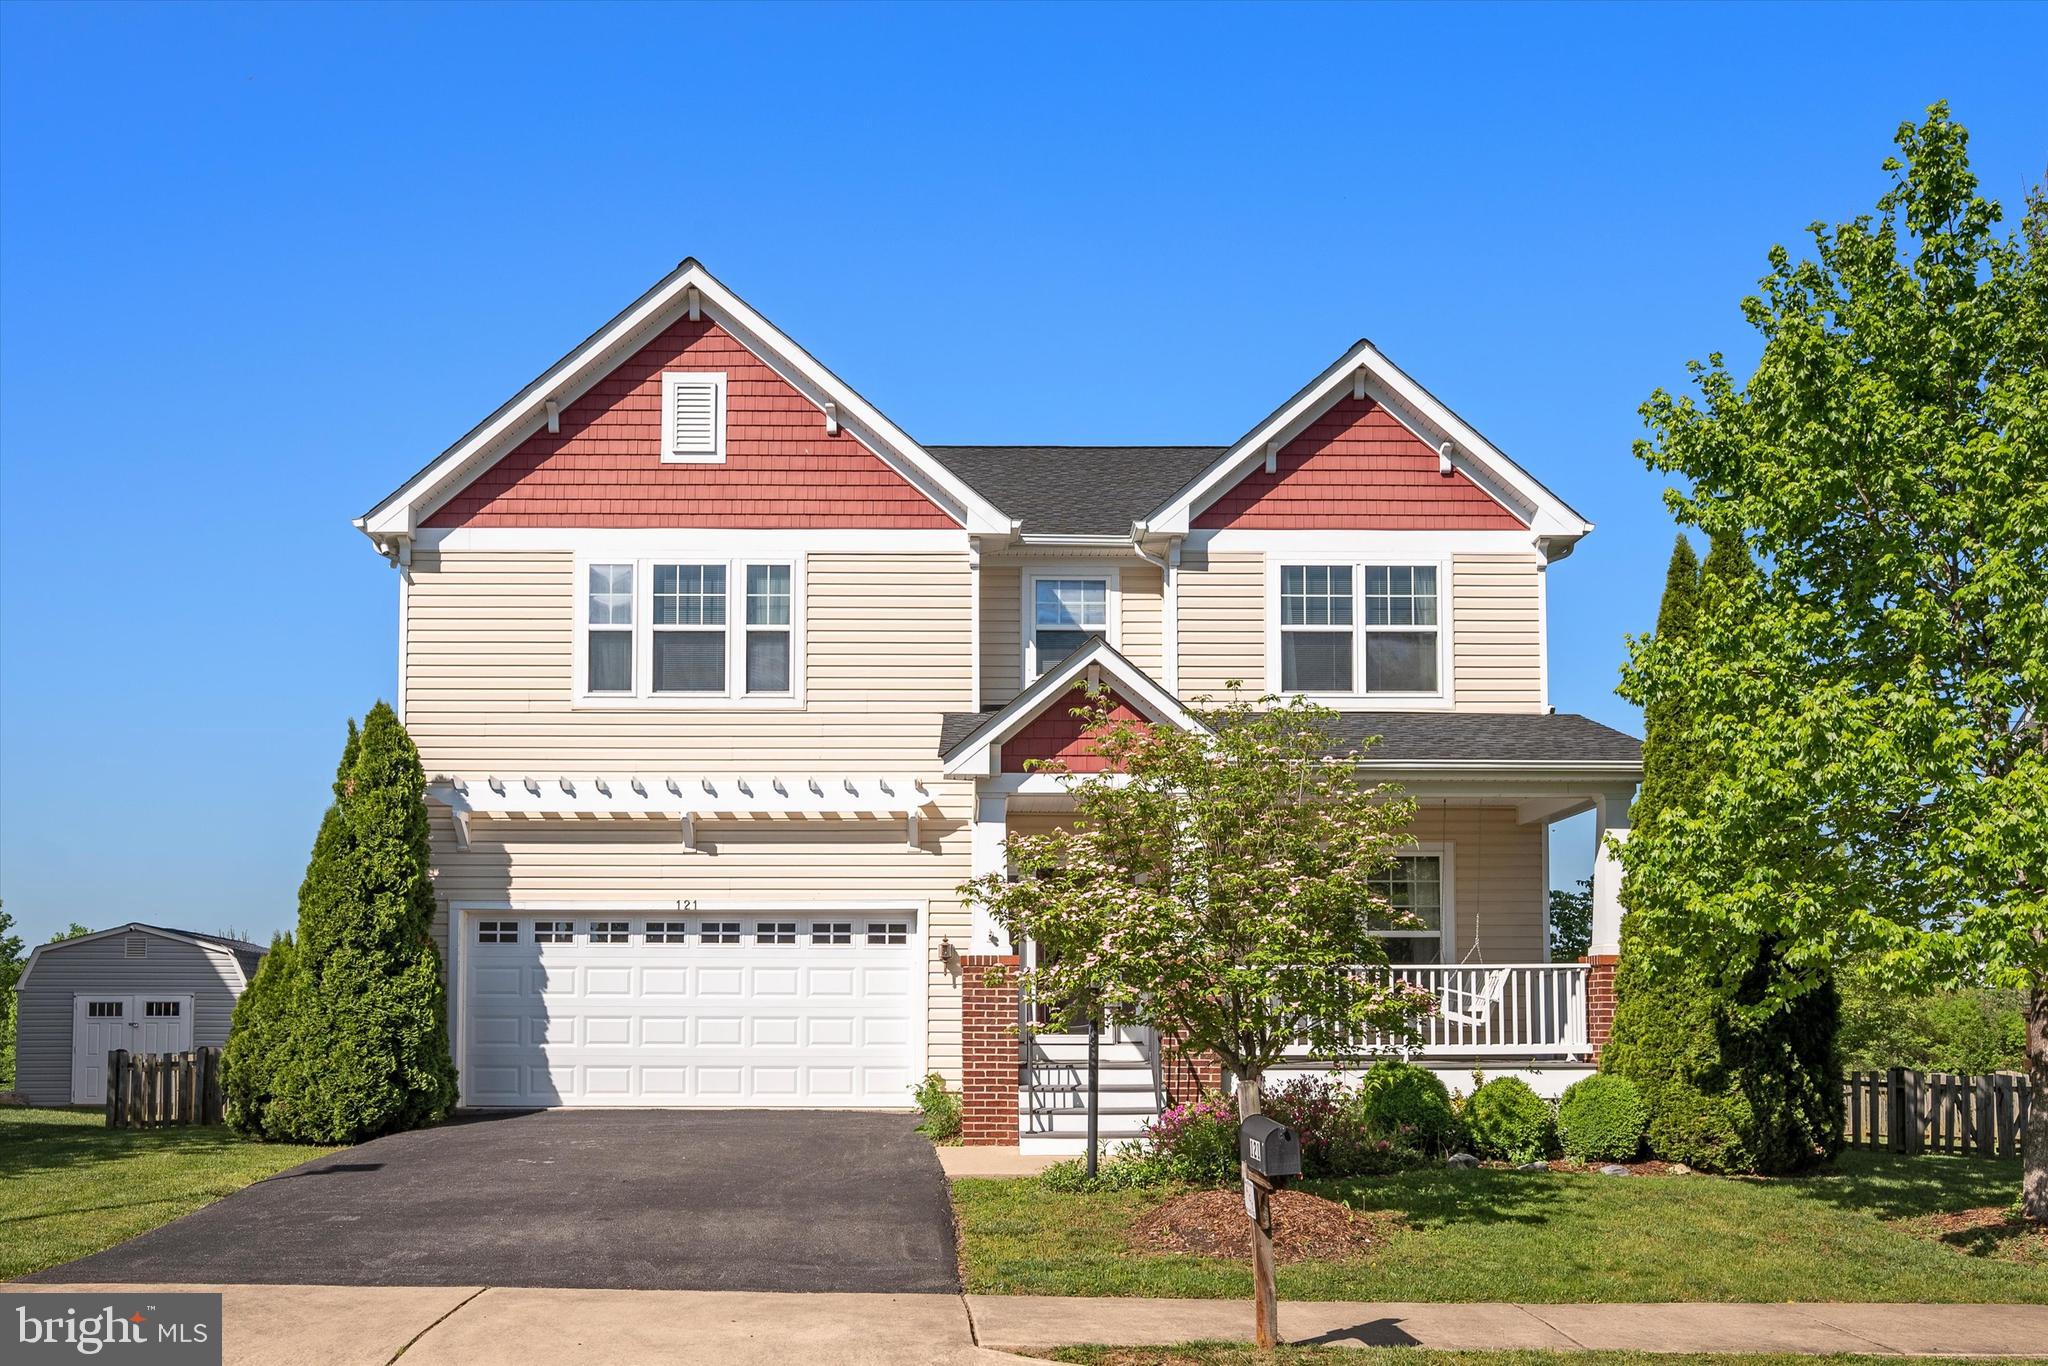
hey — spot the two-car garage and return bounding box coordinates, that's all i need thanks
[458,909,922,1108]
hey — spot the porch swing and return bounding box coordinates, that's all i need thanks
[1426,799,1507,1029]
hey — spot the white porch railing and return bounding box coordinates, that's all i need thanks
[1284,962,1590,1061]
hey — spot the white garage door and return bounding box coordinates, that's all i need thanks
[462,912,920,1108]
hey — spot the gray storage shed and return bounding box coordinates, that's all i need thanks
[12,923,266,1106]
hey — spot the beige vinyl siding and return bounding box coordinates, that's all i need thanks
[404,549,971,769]
[1118,562,1163,678]
[1451,555,1544,712]
[1411,803,1547,961]
[980,562,1022,706]
[1178,547,1265,698]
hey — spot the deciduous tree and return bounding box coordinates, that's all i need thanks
[1621,103,2046,1216]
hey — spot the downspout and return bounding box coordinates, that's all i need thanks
[1130,522,1181,696]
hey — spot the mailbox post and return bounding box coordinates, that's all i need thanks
[1237,1107,1300,1348]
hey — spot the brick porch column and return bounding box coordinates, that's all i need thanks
[960,954,1021,1145]
[1159,1032,1227,1105]
[1583,953,1619,1060]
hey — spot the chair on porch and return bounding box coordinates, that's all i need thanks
[1436,966,1509,1027]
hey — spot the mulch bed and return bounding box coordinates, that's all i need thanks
[1898,1206,2048,1266]
[1127,1188,1395,1263]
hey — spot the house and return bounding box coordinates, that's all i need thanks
[357,260,1641,1150]
[12,924,267,1106]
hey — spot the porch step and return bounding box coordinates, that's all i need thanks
[1024,1039,1149,1066]
[1022,1109,1160,1138]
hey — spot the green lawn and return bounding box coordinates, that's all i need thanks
[956,1150,2044,1303]
[1033,1351,2035,1366]
[0,1107,337,1281]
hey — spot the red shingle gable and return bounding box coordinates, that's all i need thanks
[423,317,954,529]
[999,686,1151,773]
[1193,394,1523,530]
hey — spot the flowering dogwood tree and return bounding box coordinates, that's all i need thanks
[959,686,1433,1109]
[960,687,1431,1346]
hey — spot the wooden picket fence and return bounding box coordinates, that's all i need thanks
[1842,1067,2029,1159]
[105,1047,225,1128]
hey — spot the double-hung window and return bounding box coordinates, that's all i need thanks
[1025,572,1114,679]
[652,563,727,693]
[579,556,802,704]
[1277,562,1442,697]
[1364,854,1448,964]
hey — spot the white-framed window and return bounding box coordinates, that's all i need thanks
[534,920,574,944]
[1023,568,1118,680]
[652,562,728,694]
[756,921,797,945]
[701,921,741,945]
[1275,561,1444,700]
[145,1000,181,1017]
[866,921,909,946]
[588,920,629,944]
[88,1000,124,1018]
[478,920,519,944]
[645,921,689,944]
[660,371,727,464]
[1364,852,1452,964]
[811,921,853,946]
[577,555,803,706]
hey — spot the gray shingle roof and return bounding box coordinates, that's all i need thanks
[925,446,1224,536]
[938,709,1639,767]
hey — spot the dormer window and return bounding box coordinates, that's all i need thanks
[661,371,727,464]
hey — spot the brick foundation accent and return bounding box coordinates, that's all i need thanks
[1583,954,1619,1060]
[961,954,1022,1145]
[1158,1032,1227,1105]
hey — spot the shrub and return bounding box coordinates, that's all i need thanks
[1144,1096,1240,1186]
[1557,1074,1647,1162]
[222,933,304,1135]
[225,708,459,1144]
[912,1072,961,1140]
[1604,926,1842,1174]
[1464,1076,1554,1161]
[1039,1154,1171,1192]
[1261,1076,1342,1175]
[1837,975,2027,1073]
[1353,1060,1461,1154]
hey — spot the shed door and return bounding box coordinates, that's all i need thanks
[463,912,920,1107]
[72,995,195,1102]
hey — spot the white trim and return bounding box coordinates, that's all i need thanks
[1141,341,1592,545]
[572,553,806,709]
[415,526,971,554]
[448,899,929,1109]
[1189,528,1540,556]
[660,371,728,464]
[981,770,1134,797]
[360,260,1013,542]
[967,537,983,710]
[16,924,257,992]
[942,635,1205,778]
[1536,557,1551,711]
[1020,564,1122,689]
[396,551,411,724]
[1264,557,1453,710]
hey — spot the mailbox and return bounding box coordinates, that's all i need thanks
[1238,1115,1302,1181]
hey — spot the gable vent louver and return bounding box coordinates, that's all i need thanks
[125,935,146,959]
[661,372,726,464]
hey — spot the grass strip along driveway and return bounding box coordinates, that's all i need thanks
[0,1107,337,1281]
[955,1151,2044,1303]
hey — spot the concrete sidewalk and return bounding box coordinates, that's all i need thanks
[20,1283,2048,1362]
[968,1295,2048,1357]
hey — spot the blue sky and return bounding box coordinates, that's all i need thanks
[2,2,2043,948]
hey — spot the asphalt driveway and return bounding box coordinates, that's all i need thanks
[29,1110,959,1293]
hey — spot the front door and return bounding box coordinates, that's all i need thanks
[72,995,194,1102]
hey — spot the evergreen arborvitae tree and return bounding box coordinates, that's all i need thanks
[220,932,303,1134]
[223,707,457,1142]
[1604,534,1842,1173]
